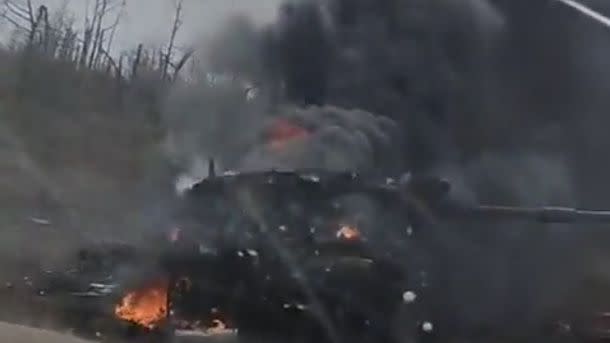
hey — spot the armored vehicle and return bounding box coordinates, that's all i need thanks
[17,161,610,343]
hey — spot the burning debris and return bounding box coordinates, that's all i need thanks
[1,1,610,343]
[336,225,361,241]
[155,1,610,340]
[266,117,311,152]
[13,164,610,343]
[114,280,169,330]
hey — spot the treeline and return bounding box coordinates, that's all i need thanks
[0,1,196,242]
[1,0,194,87]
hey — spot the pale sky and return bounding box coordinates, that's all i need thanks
[1,0,282,52]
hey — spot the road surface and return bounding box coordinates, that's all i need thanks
[0,322,93,343]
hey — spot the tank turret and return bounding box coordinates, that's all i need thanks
[186,168,610,225]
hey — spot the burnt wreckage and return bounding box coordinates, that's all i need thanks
[19,161,610,342]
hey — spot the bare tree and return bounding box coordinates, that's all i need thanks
[0,0,33,39]
[131,43,143,79]
[170,48,194,81]
[88,0,107,68]
[57,25,77,61]
[38,4,49,51]
[0,0,184,89]
[79,17,91,68]
[162,0,183,80]
[103,0,126,61]
[77,0,124,69]
[0,0,48,46]
[45,1,74,57]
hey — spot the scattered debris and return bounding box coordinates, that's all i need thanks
[402,291,417,304]
[422,321,434,333]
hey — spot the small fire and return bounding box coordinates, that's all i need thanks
[336,225,361,240]
[267,118,310,151]
[115,280,169,329]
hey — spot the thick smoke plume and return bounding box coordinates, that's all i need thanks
[162,0,610,336]
[163,69,399,175]
[164,0,508,174]
[240,105,400,171]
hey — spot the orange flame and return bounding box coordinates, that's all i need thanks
[267,118,310,151]
[115,280,169,329]
[336,225,361,240]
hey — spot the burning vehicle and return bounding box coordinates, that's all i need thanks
[15,160,610,343]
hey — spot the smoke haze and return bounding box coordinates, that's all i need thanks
[3,0,610,339]
[160,0,610,335]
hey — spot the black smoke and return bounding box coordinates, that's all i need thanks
[258,0,506,170]
[163,0,610,338]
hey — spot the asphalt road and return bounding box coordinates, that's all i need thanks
[0,320,247,343]
[0,322,94,343]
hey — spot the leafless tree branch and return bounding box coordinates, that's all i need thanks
[103,0,125,58]
[5,1,30,22]
[1,11,26,30]
[171,48,194,81]
[162,0,183,80]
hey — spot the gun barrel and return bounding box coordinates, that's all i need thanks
[456,206,610,223]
